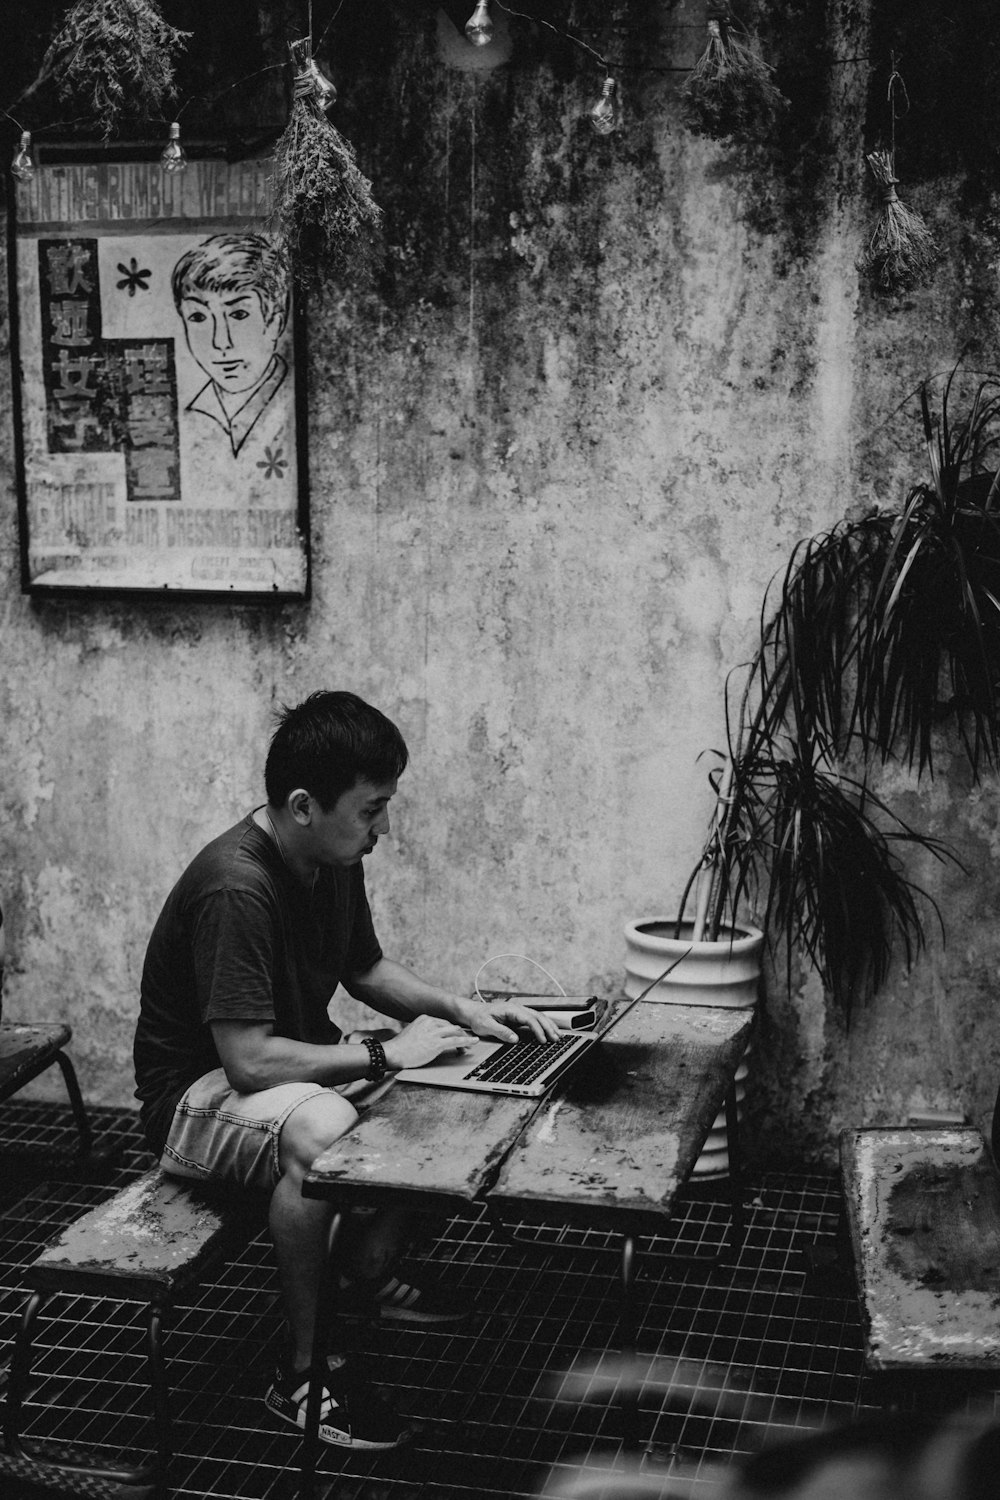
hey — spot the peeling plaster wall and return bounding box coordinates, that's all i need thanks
[2,1,1000,1165]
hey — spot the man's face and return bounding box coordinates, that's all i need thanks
[178,285,281,395]
[310,778,396,868]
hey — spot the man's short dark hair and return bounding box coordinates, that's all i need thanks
[265,691,409,811]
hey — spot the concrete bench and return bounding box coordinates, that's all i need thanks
[841,1126,1000,1372]
[1,1165,265,1496]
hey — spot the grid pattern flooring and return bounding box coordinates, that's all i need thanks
[2,1102,1000,1499]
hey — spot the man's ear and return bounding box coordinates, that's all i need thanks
[287,789,313,825]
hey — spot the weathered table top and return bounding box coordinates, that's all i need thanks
[488,1003,754,1229]
[303,1081,544,1213]
[303,1001,754,1226]
[842,1127,1000,1371]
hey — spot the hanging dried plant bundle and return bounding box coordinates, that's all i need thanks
[857,149,937,295]
[42,0,190,138]
[682,4,787,140]
[269,39,383,290]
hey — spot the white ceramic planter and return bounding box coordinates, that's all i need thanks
[623,917,763,1178]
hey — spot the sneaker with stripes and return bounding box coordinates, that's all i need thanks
[264,1356,409,1450]
[339,1271,473,1325]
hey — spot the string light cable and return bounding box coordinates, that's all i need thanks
[3,5,880,179]
[487,0,618,131]
[1,0,331,175]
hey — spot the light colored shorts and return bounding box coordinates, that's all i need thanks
[159,1032,397,1195]
[160,1068,337,1193]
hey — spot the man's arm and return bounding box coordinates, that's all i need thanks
[346,957,561,1044]
[212,1012,476,1095]
[212,1021,372,1095]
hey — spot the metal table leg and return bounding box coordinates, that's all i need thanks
[299,1210,343,1498]
[619,1232,641,1451]
[724,1080,746,1259]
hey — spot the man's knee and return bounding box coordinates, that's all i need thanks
[278,1090,358,1178]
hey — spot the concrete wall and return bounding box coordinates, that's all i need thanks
[2,1,999,1165]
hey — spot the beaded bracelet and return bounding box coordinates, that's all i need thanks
[362,1035,388,1083]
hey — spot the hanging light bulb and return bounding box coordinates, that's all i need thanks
[11,131,34,183]
[160,121,187,173]
[309,57,337,112]
[588,76,618,136]
[465,1,494,47]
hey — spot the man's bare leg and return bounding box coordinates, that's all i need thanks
[271,1092,411,1369]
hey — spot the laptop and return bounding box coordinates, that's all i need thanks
[394,994,630,1098]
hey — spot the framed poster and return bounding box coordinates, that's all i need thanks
[9,155,309,599]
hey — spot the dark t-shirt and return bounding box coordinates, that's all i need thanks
[133,813,382,1153]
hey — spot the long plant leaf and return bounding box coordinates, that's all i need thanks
[693,363,1000,1014]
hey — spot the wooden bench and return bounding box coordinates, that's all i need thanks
[841,1126,1000,1372]
[0,1022,93,1159]
[1,1166,265,1497]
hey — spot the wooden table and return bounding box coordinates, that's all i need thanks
[487,1002,754,1446]
[300,999,754,1487]
[302,1081,544,1216]
[488,1002,755,1230]
[300,1083,546,1489]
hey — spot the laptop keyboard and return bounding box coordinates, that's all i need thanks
[467,1032,580,1086]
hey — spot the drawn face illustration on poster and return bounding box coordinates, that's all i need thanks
[171,233,290,458]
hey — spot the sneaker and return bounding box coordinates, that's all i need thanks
[264,1357,409,1450]
[339,1271,473,1326]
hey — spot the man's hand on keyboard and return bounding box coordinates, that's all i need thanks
[383,1014,477,1071]
[459,999,563,1046]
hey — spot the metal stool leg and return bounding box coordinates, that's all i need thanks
[4,1284,166,1489]
[53,1049,93,1156]
[4,1289,47,1457]
[145,1303,172,1481]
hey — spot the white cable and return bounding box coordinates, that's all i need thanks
[473,953,567,1003]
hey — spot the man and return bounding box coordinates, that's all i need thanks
[134,690,557,1451]
[170,233,290,457]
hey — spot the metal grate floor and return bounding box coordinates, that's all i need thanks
[2,1102,999,1499]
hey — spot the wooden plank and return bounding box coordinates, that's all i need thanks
[0,1022,72,1100]
[304,1083,544,1212]
[842,1127,1000,1371]
[487,1003,754,1226]
[30,1167,251,1299]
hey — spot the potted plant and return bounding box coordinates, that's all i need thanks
[626,366,1000,1167]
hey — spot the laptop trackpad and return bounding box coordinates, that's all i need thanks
[395,1039,502,1086]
